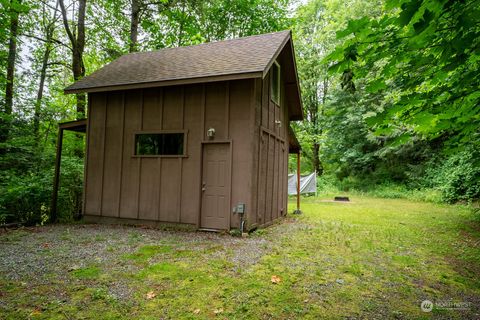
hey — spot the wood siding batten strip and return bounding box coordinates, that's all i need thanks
[271,135,276,222]
[261,126,286,143]
[181,86,185,129]
[264,132,269,222]
[256,80,264,223]
[201,84,206,140]
[249,79,257,226]
[117,92,125,217]
[225,82,230,139]
[178,156,183,223]
[257,134,262,223]
[136,90,144,220]
[99,94,108,216]
[178,86,185,222]
[267,73,271,130]
[228,142,233,229]
[82,94,92,216]
[197,84,206,228]
[157,88,164,222]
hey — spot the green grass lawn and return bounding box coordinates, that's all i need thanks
[1,195,479,319]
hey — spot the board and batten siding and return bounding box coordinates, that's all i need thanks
[251,64,289,228]
[84,79,255,228]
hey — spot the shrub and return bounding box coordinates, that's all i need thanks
[0,155,83,225]
[426,148,480,203]
[0,172,52,225]
[56,155,84,222]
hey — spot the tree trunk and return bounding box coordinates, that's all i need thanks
[1,1,19,148]
[312,142,322,175]
[74,0,86,118]
[59,0,87,119]
[310,76,329,177]
[34,36,52,139]
[310,105,323,176]
[5,6,18,116]
[129,0,140,52]
[59,0,87,160]
[34,0,59,140]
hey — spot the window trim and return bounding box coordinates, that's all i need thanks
[132,129,188,158]
[270,60,281,106]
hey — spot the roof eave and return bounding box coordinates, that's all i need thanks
[288,34,304,121]
[64,71,264,94]
[288,125,301,154]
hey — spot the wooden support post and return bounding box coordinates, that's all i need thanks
[51,127,63,222]
[294,151,302,214]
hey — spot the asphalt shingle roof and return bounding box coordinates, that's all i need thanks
[65,30,291,93]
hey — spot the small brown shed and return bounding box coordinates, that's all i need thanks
[64,30,303,231]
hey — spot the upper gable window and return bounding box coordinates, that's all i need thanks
[271,61,281,105]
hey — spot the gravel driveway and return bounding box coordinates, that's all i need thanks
[0,223,280,305]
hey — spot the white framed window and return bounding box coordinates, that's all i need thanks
[271,61,281,105]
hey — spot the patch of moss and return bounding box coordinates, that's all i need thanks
[0,229,29,243]
[71,266,101,279]
[123,245,172,263]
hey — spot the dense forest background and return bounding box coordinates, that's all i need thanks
[0,0,478,225]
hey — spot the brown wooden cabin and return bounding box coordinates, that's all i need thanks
[64,30,303,231]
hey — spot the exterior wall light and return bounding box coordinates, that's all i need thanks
[207,128,216,139]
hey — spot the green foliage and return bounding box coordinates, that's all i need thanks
[56,154,85,221]
[425,148,480,203]
[0,169,51,225]
[0,151,83,225]
[0,117,83,225]
[326,0,480,149]
[132,0,292,50]
[290,0,480,203]
[292,0,383,174]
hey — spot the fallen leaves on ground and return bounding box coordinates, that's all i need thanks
[30,307,42,316]
[213,308,223,315]
[271,275,281,284]
[146,291,156,299]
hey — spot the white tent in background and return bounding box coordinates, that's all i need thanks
[288,172,317,195]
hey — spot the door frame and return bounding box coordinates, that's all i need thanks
[198,140,232,230]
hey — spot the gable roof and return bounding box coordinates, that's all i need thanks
[65,30,303,120]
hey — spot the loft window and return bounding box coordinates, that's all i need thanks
[134,132,185,156]
[271,61,281,105]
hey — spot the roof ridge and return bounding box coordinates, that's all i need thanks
[127,30,291,56]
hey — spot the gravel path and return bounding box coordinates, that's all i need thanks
[0,223,283,291]
[0,218,307,316]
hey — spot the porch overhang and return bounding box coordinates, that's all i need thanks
[51,119,87,222]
